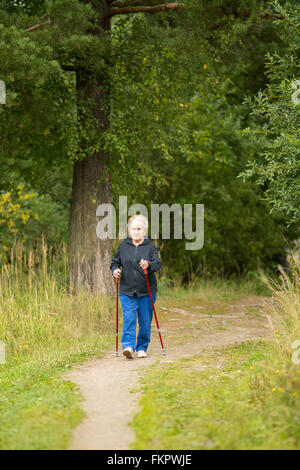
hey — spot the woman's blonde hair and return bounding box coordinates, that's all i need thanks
[127,214,148,236]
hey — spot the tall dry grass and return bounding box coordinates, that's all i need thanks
[247,251,300,429]
[0,236,115,365]
[261,252,300,367]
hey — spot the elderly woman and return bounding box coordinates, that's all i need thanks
[110,214,162,359]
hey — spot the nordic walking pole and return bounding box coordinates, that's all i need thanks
[115,277,119,356]
[143,268,166,355]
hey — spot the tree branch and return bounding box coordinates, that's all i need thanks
[100,2,186,24]
[39,13,50,21]
[112,0,158,6]
[23,5,283,34]
[24,18,52,32]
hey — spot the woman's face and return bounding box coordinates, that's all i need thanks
[129,222,145,241]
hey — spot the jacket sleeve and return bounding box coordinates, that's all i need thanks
[110,245,122,275]
[147,244,162,273]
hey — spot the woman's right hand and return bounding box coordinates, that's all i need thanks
[113,268,121,279]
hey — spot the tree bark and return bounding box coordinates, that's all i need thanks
[67,4,115,296]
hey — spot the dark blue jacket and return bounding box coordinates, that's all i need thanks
[110,237,162,297]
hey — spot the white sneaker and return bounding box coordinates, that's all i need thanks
[137,350,147,358]
[123,347,134,359]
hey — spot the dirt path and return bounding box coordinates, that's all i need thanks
[62,296,272,450]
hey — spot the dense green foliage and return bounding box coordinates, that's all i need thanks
[0,0,299,276]
[238,1,300,226]
[107,0,299,277]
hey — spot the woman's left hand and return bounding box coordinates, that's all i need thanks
[139,258,149,269]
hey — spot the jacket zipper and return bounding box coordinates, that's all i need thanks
[134,245,137,295]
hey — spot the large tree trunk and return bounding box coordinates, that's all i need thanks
[67,5,115,296]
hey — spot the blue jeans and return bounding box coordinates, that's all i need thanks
[119,292,157,352]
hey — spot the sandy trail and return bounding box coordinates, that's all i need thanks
[62,296,272,450]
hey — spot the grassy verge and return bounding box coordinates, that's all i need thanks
[0,238,115,449]
[130,340,300,449]
[130,256,300,450]
[0,236,295,449]
[157,267,272,302]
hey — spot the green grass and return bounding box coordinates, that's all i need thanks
[130,256,300,450]
[1,238,299,449]
[157,268,272,303]
[0,335,115,450]
[0,357,85,450]
[130,340,300,450]
[0,238,115,449]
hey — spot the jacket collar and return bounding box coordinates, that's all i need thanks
[125,237,151,246]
